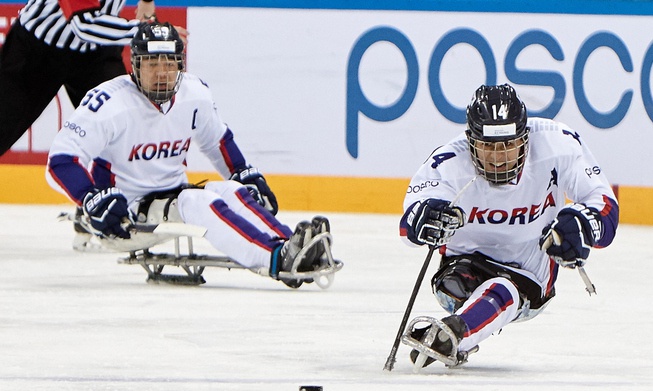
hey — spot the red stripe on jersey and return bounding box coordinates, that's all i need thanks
[545,258,558,297]
[219,139,234,173]
[600,194,613,217]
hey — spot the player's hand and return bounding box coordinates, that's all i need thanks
[135,0,155,21]
[539,203,602,267]
[82,187,134,239]
[230,166,279,215]
[406,199,465,246]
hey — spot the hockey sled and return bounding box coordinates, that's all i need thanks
[118,226,342,288]
[116,224,234,286]
[59,212,342,288]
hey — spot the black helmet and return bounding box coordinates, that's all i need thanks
[130,22,185,103]
[466,84,528,141]
[465,84,530,184]
[131,21,184,57]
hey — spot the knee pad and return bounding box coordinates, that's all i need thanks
[432,259,484,313]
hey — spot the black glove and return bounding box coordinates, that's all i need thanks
[406,199,465,246]
[539,203,602,267]
[230,166,279,215]
[82,187,134,239]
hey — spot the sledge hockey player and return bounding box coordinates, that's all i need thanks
[399,84,619,367]
[46,21,335,288]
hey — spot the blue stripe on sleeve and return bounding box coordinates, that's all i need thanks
[48,154,95,204]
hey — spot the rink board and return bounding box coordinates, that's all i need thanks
[0,164,649,225]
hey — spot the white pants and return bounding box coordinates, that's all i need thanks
[177,181,292,271]
[455,277,521,352]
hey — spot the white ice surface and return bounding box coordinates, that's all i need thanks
[1,204,652,390]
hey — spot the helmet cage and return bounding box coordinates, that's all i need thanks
[467,131,529,184]
[465,84,529,184]
[131,53,185,104]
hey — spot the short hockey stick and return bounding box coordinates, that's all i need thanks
[383,245,436,371]
[541,230,596,295]
[383,177,476,371]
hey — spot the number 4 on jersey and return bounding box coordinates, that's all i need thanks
[431,152,455,169]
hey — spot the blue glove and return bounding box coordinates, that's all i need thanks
[540,203,602,267]
[82,187,134,239]
[230,166,279,215]
[406,199,465,246]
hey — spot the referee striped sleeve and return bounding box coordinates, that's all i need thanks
[18,0,138,52]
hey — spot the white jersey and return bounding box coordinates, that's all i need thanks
[401,118,618,286]
[47,74,236,205]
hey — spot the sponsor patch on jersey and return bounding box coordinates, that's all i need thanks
[483,123,516,137]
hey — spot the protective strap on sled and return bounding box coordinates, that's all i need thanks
[137,183,204,223]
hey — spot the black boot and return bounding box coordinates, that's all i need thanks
[270,221,318,288]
